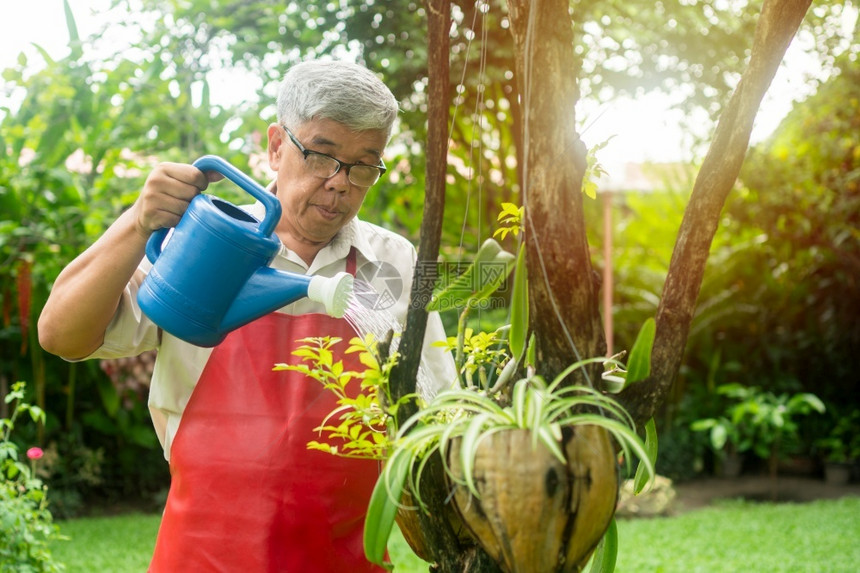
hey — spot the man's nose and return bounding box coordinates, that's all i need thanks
[326,167,351,193]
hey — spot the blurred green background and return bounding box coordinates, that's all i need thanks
[1,0,857,517]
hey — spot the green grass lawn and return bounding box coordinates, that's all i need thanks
[51,497,860,572]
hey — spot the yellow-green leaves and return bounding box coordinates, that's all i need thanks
[274,335,394,460]
[434,328,509,390]
[279,335,422,567]
[493,202,523,241]
[582,137,614,200]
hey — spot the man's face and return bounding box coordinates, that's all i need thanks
[267,117,387,250]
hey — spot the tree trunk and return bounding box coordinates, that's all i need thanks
[618,0,813,427]
[506,0,606,387]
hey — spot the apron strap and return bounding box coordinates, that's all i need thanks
[346,246,357,276]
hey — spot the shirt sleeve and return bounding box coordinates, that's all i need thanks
[418,311,458,400]
[342,219,458,400]
[82,264,161,360]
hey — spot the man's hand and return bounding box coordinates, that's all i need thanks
[131,163,222,238]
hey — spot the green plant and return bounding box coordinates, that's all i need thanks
[432,327,509,391]
[1,0,183,512]
[273,334,409,460]
[282,211,662,571]
[285,327,655,566]
[427,237,516,376]
[691,383,826,478]
[33,433,106,519]
[398,360,652,503]
[365,357,652,570]
[816,436,852,465]
[492,202,523,241]
[275,333,421,567]
[815,408,860,465]
[1,381,65,572]
[652,420,705,482]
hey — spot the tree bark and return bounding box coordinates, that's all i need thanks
[506,0,606,386]
[618,0,813,426]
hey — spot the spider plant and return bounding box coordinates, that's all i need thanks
[363,355,655,567]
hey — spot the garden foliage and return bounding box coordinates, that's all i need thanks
[0,0,856,514]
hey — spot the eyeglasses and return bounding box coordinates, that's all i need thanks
[283,126,387,187]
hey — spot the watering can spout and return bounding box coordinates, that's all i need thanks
[219,270,354,334]
[307,272,354,319]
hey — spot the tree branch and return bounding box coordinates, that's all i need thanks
[619,0,813,426]
[385,2,503,571]
[389,0,451,421]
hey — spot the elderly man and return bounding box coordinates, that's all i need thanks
[39,59,455,571]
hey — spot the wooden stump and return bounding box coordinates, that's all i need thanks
[395,476,478,562]
[448,426,618,572]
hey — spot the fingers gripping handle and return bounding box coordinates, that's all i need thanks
[144,155,282,263]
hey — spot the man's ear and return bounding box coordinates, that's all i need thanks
[267,123,285,170]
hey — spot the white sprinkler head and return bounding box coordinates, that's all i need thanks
[307,272,354,318]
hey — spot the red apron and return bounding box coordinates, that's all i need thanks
[150,252,385,572]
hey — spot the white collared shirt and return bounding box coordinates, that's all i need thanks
[88,209,457,460]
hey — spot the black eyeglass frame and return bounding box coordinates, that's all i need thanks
[283,126,387,187]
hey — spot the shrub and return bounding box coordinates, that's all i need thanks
[1,381,65,572]
[691,383,825,478]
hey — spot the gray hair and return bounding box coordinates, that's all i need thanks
[277,60,399,141]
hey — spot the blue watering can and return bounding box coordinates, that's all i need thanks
[137,155,353,347]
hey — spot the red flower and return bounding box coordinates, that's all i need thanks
[26,447,44,460]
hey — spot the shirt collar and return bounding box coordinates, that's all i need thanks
[245,202,377,271]
[332,217,376,263]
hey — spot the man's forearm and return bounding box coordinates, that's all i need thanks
[38,209,150,359]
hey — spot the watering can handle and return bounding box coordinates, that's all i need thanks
[192,155,282,237]
[145,228,170,264]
